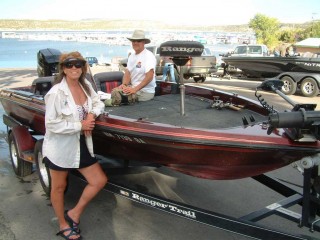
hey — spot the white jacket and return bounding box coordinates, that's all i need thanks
[43,77,104,168]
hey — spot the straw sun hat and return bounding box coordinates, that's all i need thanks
[127,30,151,44]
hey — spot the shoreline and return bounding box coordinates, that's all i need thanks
[0,68,37,89]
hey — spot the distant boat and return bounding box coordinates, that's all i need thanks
[194,35,207,44]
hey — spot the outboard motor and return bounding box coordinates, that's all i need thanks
[159,41,204,115]
[37,48,61,77]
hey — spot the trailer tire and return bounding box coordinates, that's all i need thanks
[300,77,319,98]
[183,74,190,80]
[8,132,33,177]
[280,76,297,95]
[34,139,51,197]
[193,76,206,83]
[193,76,201,83]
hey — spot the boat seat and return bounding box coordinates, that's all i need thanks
[94,71,123,93]
[32,76,55,96]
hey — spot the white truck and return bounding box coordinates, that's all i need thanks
[119,45,217,83]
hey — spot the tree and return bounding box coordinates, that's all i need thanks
[249,14,281,47]
[279,29,296,43]
[303,21,320,38]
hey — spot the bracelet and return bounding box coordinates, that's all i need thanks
[89,110,96,118]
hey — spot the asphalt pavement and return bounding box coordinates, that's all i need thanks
[1,69,320,240]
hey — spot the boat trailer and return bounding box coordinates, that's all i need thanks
[75,160,320,240]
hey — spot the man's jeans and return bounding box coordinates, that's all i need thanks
[162,63,176,82]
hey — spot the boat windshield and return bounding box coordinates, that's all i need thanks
[234,46,262,55]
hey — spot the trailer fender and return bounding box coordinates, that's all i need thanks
[11,125,36,162]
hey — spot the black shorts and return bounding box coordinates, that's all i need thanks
[43,135,97,171]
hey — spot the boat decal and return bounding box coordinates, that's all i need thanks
[295,61,320,69]
[102,131,146,144]
[120,191,196,219]
[160,46,203,55]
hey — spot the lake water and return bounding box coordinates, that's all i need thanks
[0,38,132,68]
[0,38,235,68]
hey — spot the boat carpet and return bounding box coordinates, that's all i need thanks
[105,94,265,129]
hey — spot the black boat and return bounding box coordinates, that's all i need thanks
[222,55,320,78]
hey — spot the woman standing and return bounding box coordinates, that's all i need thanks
[43,51,107,240]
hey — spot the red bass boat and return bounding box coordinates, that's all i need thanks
[1,41,320,181]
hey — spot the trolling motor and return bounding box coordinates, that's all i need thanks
[159,41,204,116]
[256,79,320,142]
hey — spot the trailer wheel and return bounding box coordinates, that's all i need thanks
[183,74,190,80]
[300,77,319,98]
[34,139,51,197]
[280,76,297,95]
[193,76,201,83]
[8,132,33,177]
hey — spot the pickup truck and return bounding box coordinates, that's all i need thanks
[219,44,270,78]
[119,44,217,83]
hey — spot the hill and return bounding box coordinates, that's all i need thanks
[0,19,252,32]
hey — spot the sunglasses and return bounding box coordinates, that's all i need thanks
[64,62,84,69]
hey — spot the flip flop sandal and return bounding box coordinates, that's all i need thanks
[64,210,81,234]
[56,227,82,240]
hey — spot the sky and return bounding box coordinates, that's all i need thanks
[0,0,319,26]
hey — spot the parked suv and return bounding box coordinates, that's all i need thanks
[86,57,98,67]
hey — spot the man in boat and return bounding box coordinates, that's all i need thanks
[117,29,156,101]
